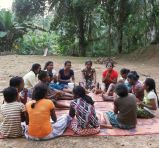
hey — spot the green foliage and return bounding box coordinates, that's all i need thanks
[2,0,159,56]
[12,0,46,22]
[0,9,26,52]
[16,31,58,55]
[0,9,13,30]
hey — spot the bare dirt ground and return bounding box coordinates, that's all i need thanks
[0,55,159,148]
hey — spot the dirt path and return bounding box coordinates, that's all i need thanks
[0,55,159,148]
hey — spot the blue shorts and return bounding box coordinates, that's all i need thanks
[106,111,135,129]
[49,83,68,90]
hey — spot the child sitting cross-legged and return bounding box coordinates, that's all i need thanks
[105,83,137,129]
[0,87,26,138]
[69,86,100,136]
[36,71,72,108]
[137,78,159,118]
[25,84,71,141]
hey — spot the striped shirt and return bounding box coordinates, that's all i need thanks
[0,102,25,137]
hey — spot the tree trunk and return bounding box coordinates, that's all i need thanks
[118,29,123,54]
[117,0,127,54]
[108,15,112,56]
[77,9,86,56]
[150,0,159,44]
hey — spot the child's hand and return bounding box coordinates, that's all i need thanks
[138,102,145,108]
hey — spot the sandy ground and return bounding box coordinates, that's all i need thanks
[0,55,159,148]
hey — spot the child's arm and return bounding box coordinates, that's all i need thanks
[50,109,57,122]
[25,112,29,125]
[102,71,111,83]
[113,99,119,114]
[109,78,117,84]
[20,103,28,123]
[72,75,75,83]
[21,111,26,122]
[81,70,86,83]
[93,70,96,84]
[139,99,157,110]
[69,106,75,118]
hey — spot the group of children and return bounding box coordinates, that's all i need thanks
[0,60,158,140]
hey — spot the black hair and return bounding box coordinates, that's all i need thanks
[9,76,23,88]
[31,84,48,109]
[120,68,130,75]
[3,87,18,103]
[145,78,159,104]
[106,61,114,68]
[127,71,139,81]
[85,60,92,65]
[115,83,128,97]
[44,61,53,70]
[64,60,71,66]
[73,86,94,105]
[30,63,41,73]
[38,71,48,81]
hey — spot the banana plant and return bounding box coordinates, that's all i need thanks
[0,9,27,52]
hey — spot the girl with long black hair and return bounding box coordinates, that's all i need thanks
[137,78,158,118]
[69,86,100,136]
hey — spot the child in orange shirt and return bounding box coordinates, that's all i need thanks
[25,84,71,140]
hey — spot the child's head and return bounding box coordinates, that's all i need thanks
[127,71,139,85]
[31,84,48,108]
[64,61,72,70]
[120,68,130,79]
[44,61,53,71]
[73,86,86,98]
[85,60,92,69]
[31,63,41,75]
[73,86,94,105]
[106,62,114,71]
[144,78,156,92]
[38,71,50,83]
[115,83,128,97]
[3,87,18,103]
[144,78,159,104]
[9,76,24,92]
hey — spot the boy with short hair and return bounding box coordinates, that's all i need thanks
[106,83,137,129]
[0,87,26,138]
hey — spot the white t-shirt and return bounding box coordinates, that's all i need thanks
[52,69,57,76]
[23,71,38,89]
[144,90,158,115]
[44,69,57,76]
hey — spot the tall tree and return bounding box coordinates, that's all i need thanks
[117,0,129,53]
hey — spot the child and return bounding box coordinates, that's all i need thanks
[23,63,41,89]
[44,61,57,82]
[0,87,26,138]
[102,68,131,101]
[9,76,27,104]
[49,61,74,94]
[81,60,96,90]
[120,68,132,92]
[137,78,158,118]
[58,61,75,85]
[102,61,118,91]
[69,86,100,136]
[120,68,130,82]
[127,71,144,101]
[25,84,70,140]
[106,83,137,129]
[35,71,72,108]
